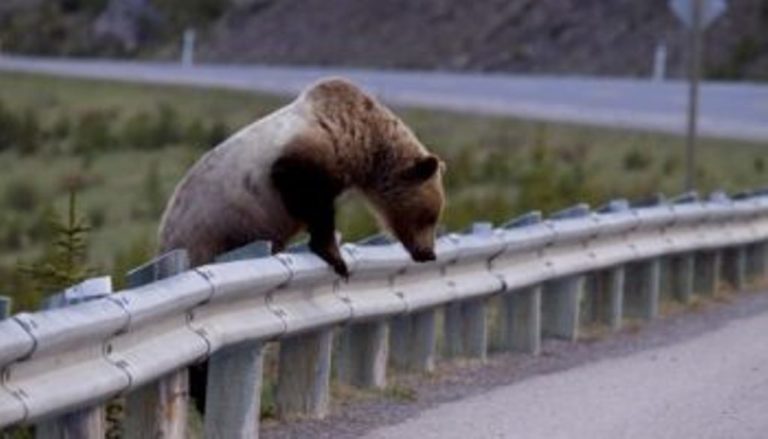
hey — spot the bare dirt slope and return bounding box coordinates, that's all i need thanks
[201,0,768,79]
[1,0,767,80]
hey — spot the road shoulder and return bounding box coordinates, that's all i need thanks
[262,291,768,438]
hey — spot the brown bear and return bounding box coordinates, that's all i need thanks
[158,77,445,276]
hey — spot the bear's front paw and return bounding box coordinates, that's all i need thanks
[309,241,349,279]
[330,259,349,279]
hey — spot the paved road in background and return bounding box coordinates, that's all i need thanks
[364,309,768,439]
[1,55,767,141]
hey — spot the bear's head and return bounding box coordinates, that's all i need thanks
[374,154,445,262]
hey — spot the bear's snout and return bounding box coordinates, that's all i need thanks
[409,247,436,262]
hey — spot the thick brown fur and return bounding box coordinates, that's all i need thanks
[159,77,445,276]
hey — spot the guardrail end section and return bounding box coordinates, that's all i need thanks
[215,240,272,263]
[631,193,666,208]
[597,199,630,213]
[126,249,190,287]
[462,222,494,235]
[670,191,699,205]
[42,276,113,310]
[550,203,590,220]
[357,233,395,246]
[502,211,542,229]
[708,190,731,204]
[731,190,754,200]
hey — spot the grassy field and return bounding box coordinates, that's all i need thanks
[0,71,766,310]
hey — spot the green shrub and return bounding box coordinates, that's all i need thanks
[0,262,43,313]
[623,147,653,171]
[0,102,43,154]
[3,180,41,212]
[153,103,182,146]
[481,149,516,183]
[50,115,72,140]
[0,100,18,152]
[662,155,680,177]
[443,191,517,230]
[88,205,107,229]
[515,143,561,213]
[121,111,155,149]
[27,205,58,242]
[205,120,230,147]
[111,235,154,290]
[16,109,43,155]
[1,216,26,250]
[121,104,183,149]
[184,118,208,149]
[754,157,765,174]
[57,169,103,194]
[47,114,73,154]
[72,109,117,156]
[442,147,476,189]
[18,191,94,298]
[143,161,166,219]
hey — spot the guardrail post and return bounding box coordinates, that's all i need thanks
[390,310,437,372]
[276,329,333,418]
[745,241,768,284]
[443,299,488,361]
[0,296,10,320]
[337,320,389,388]
[203,242,270,438]
[585,268,625,330]
[274,244,335,419]
[542,276,584,341]
[722,246,747,291]
[389,315,411,369]
[464,299,488,360]
[124,250,190,439]
[498,285,541,354]
[204,341,263,438]
[694,250,722,296]
[668,254,695,304]
[37,410,106,439]
[624,259,661,319]
[36,277,112,439]
[443,302,463,357]
[410,310,437,371]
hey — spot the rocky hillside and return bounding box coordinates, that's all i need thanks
[1,0,766,80]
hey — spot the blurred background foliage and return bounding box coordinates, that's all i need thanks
[0,71,766,311]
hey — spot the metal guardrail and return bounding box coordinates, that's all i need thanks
[1,192,768,436]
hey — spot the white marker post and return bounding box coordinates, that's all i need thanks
[181,28,196,68]
[653,42,668,81]
[669,0,727,191]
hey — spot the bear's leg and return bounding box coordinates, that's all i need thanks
[271,154,347,277]
[307,205,349,278]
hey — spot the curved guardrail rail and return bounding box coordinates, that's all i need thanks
[1,191,768,437]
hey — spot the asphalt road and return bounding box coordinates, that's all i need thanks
[365,308,768,439]
[262,292,768,439]
[0,55,767,141]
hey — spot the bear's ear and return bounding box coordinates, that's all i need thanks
[400,155,441,183]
